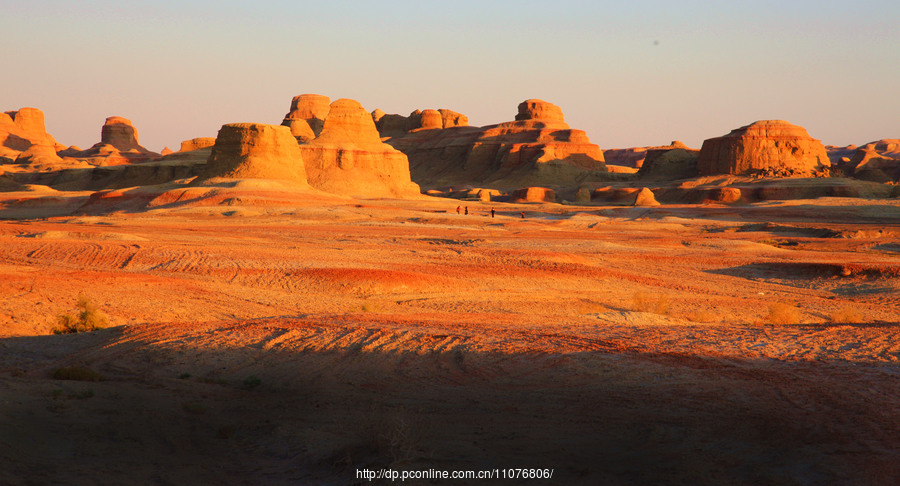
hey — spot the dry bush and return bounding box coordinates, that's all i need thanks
[52,366,101,381]
[767,301,801,325]
[53,294,108,334]
[359,407,423,465]
[830,305,864,324]
[632,292,671,315]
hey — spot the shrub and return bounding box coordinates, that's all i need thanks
[182,402,206,414]
[52,366,101,381]
[52,294,108,334]
[830,305,864,324]
[632,292,670,315]
[242,375,262,390]
[767,301,801,325]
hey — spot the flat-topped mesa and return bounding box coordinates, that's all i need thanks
[281,94,331,143]
[198,123,309,184]
[697,120,830,177]
[298,98,421,198]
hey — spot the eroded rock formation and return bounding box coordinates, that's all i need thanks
[510,186,556,203]
[696,120,830,177]
[75,116,159,163]
[1,107,65,165]
[373,108,469,138]
[180,138,217,152]
[282,94,331,143]
[384,99,606,190]
[847,140,900,182]
[198,123,308,184]
[297,98,421,198]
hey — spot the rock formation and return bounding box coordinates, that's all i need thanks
[605,141,691,169]
[632,187,660,206]
[1,108,65,165]
[198,123,309,185]
[373,108,469,138]
[179,138,217,152]
[281,94,331,143]
[510,187,556,203]
[384,99,606,190]
[297,98,421,198]
[847,140,900,182]
[636,145,699,180]
[696,120,830,177]
[75,116,159,163]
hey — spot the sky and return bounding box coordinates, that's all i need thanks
[3,0,899,152]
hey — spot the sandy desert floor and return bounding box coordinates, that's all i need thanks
[1,194,899,484]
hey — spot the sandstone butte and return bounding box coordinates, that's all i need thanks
[74,116,160,163]
[198,123,309,185]
[696,120,830,177]
[296,98,421,198]
[0,107,65,166]
[382,99,607,190]
[281,94,331,143]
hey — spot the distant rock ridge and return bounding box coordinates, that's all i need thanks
[372,108,469,138]
[845,139,900,182]
[696,120,830,177]
[605,141,695,169]
[382,99,606,190]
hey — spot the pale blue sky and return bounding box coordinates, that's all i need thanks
[4,0,898,151]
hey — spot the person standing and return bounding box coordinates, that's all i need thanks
[464,206,468,215]
[491,208,495,218]
[456,206,461,215]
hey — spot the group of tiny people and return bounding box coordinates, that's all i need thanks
[456,205,526,219]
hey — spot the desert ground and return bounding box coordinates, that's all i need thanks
[0,192,899,485]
